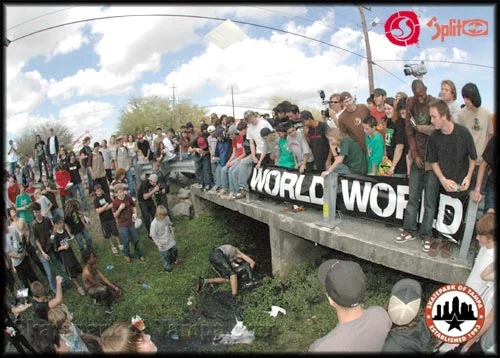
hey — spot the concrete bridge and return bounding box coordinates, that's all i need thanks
[190,185,476,284]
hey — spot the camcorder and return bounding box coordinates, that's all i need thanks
[403,61,427,77]
[318,90,331,118]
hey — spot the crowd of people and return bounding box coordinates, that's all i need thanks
[3,77,496,353]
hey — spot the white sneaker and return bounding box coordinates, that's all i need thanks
[77,287,86,296]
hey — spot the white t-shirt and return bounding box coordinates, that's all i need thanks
[7,142,18,163]
[162,137,176,161]
[246,119,273,154]
[447,100,461,122]
[61,323,89,353]
[48,136,56,155]
[37,195,53,219]
[149,217,176,252]
[3,226,26,267]
[465,246,494,297]
[287,130,314,164]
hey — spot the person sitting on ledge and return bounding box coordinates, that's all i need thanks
[195,244,255,297]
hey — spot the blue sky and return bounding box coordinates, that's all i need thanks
[5,4,496,157]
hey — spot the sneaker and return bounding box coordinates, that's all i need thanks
[118,244,124,251]
[234,190,246,199]
[395,231,416,243]
[227,192,237,200]
[195,277,206,293]
[77,287,86,296]
[124,256,132,263]
[104,308,113,314]
[111,246,119,256]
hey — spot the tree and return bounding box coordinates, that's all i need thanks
[117,96,207,135]
[15,122,73,160]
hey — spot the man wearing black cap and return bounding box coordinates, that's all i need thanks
[88,142,110,195]
[309,260,391,352]
[301,110,330,171]
[79,136,94,194]
[338,92,369,153]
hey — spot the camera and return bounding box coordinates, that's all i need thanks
[403,61,427,77]
[318,90,330,118]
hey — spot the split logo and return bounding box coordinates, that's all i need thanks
[425,284,485,345]
[427,16,488,42]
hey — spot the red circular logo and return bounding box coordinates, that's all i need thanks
[384,11,420,47]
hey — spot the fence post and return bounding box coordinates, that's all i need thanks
[457,195,479,264]
[318,171,340,228]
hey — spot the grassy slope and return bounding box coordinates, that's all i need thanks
[17,187,442,353]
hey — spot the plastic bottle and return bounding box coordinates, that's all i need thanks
[105,265,114,271]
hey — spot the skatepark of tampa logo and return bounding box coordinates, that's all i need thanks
[425,284,485,344]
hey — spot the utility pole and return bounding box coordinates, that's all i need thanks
[231,86,235,118]
[171,84,177,128]
[358,5,375,95]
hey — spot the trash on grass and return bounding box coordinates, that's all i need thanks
[212,317,255,345]
[105,265,114,271]
[267,305,286,317]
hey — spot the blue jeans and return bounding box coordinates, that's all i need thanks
[9,162,16,177]
[126,168,136,197]
[74,227,93,252]
[484,181,495,212]
[49,154,57,177]
[180,153,192,160]
[48,251,70,282]
[214,163,224,188]
[211,162,217,187]
[82,166,94,194]
[194,155,212,187]
[222,160,240,192]
[118,225,142,258]
[237,155,255,190]
[402,163,440,239]
[70,182,89,211]
[38,252,57,292]
[160,245,178,272]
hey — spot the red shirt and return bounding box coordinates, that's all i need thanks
[232,135,244,157]
[25,186,36,202]
[370,106,387,141]
[8,183,20,205]
[55,170,71,197]
[112,194,135,227]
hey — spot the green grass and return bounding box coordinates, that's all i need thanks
[16,185,442,352]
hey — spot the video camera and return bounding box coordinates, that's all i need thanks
[318,90,331,118]
[403,61,427,77]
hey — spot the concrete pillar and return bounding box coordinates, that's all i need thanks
[269,226,326,277]
[190,187,208,218]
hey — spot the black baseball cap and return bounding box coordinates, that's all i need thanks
[318,260,366,307]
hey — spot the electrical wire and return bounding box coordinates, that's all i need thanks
[7,7,74,32]
[372,59,493,69]
[7,13,410,87]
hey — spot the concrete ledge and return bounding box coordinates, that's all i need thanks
[192,185,473,284]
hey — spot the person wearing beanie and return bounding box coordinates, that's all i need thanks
[309,260,391,352]
[382,279,430,352]
[458,82,494,191]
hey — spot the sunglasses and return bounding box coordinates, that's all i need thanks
[330,101,340,104]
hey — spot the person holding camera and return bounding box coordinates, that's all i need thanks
[137,173,160,241]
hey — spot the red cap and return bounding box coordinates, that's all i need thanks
[197,137,208,150]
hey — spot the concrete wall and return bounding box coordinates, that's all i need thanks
[191,186,473,284]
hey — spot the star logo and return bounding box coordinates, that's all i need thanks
[445,314,464,332]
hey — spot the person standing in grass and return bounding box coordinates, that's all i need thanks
[64,199,93,253]
[51,215,86,296]
[149,205,177,272]
[112,186,144,263]
[93,184,122,256]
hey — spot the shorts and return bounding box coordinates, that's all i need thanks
[209,248,235,279]
[101,219,119,239]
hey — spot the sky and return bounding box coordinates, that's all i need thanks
[4,4,496,158]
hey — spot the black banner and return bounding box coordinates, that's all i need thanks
[248,166,468,243]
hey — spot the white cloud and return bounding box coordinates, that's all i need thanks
[6,113,57,136]
[58,101,115,135]
[412,47,469,68]
[51,32,89,58]
[6,71,48,117]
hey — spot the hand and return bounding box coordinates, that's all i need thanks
[252,156,259,164]
[414,156,424,169]
[119,203,126,210]
[441,178,457,193]
[299,164,306,174]
[460,177,471,191]
[255,162,261,170]
[472,190,482,203]
[56,275,63,285]
[226,161,233,168]
[321,170,330,178]
[43,252,50,261]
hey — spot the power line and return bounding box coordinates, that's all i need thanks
[372,59,494,69]
[7,7,74,32]
[6,13,410,87]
